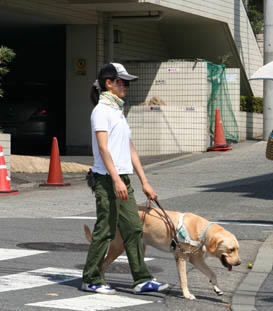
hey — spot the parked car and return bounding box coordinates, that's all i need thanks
[0,82,55,154]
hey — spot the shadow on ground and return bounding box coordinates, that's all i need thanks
[198,173,273,201]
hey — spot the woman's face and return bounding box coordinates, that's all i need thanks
[106,78,129,98]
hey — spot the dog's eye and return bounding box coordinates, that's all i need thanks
[229,248,235,253]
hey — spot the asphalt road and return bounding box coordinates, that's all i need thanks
[0,140,272,311]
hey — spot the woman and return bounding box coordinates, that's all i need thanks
[82,63,169,295]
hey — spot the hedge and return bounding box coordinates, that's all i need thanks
[240,96,263,113]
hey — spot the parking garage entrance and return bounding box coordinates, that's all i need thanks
[0,25,66,155]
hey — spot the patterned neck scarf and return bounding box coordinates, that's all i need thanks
[100,91,125,109]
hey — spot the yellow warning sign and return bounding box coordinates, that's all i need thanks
[76,58,87,75]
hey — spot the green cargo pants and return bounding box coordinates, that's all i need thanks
[82,173,153,287]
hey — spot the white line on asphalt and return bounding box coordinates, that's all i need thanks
[214,221,273,227]
[54,217,273,227]
[0,267,82,293]
[0,248,48,261]
[54,216,97,220]
[27,293,153,310]
[115,255,154,263]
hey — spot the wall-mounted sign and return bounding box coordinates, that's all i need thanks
[168,68,180,73]
[184,106,196,112]
[226,73,237,83]
[76,58,87,75]
[155,79,166,85]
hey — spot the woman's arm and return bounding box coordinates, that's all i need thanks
[96,131,128,201]
[130,140,157,200]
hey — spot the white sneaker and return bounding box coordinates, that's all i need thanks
[81,282,116,295]
[134,279,169,294]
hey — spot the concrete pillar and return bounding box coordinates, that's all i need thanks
[104,13,113,63]
[66,25,97,154]
[263,0,273,140]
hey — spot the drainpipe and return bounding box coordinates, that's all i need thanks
[263,0,273,140]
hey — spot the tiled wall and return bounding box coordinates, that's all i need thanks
[125,61,208,155]
[151,0,263,97]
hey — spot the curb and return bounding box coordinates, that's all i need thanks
[232,233,273,311]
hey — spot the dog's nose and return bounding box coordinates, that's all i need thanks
[235,260,241,266]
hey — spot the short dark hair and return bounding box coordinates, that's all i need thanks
[98,64,118,91]
[90,64,118,106]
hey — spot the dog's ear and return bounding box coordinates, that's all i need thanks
[208,236,223,254]
[208,236,217,253]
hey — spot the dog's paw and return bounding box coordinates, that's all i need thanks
[213,286,223,296]
[183,291,196,300]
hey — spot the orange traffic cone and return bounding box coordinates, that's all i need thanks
[207,109,232,152]
[0,146,19,195]
[40,137,70,187]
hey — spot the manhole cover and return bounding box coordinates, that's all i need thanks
[17,242,89,252]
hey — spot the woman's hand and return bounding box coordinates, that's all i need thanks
[114,179,129,201]
[142,182,157,200]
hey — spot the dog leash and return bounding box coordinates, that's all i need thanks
[152,199,179,250]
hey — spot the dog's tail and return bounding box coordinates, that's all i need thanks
[84,224,92,244]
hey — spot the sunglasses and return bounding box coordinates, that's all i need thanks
[116,78,130,87]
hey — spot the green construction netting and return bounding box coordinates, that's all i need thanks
[206,61,239,143]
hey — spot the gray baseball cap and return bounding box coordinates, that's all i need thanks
[111,63,138,81]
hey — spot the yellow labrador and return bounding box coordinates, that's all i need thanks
[84,206,240,300]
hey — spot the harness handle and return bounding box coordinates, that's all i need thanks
[153,199,179,250]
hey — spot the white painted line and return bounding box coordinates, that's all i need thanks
[115,255,154,263]
[54,216,97,220]
[27,293,153,310]
[0,248,48,261]
[0,267,82,293]
[54,218,273,227]
[214,221,273,227]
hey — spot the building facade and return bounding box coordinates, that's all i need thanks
[0,0,263,154]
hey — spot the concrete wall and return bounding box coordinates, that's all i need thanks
[256,34,264,58]
[114,21,170,62]
[0,0,99,24]
[237,112,263,141]
[145,0,263,97]
[66,25,97,155]
[0,134,10,177]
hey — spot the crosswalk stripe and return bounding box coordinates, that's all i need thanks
[0,267,82,293]
[115,255,154,263]
[27,293,153,310]
[214,221,273,227]
[0,248,48,261]
[54,216,97,220]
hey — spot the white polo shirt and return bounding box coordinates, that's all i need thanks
[91,99,133,175]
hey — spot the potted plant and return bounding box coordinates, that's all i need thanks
[0,46,15,133]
